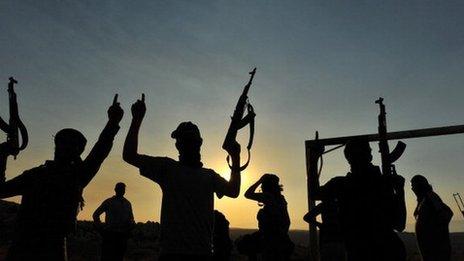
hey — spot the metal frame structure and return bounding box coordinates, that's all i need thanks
[305,124,464,261]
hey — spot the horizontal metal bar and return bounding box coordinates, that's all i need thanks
[306,124,464,147]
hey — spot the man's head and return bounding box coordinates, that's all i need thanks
[115,182,126,197]
[261,173,282,194]
[344,138,373,168]
[54,128,87,163]
[171,122,203,155]
[411,175,432,198]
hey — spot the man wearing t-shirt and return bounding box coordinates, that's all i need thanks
[93,182,135,261]
[122,95,241,261]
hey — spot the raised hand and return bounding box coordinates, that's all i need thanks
[131,94,146,121]
[225,140,241,160]
[108,94,124,124]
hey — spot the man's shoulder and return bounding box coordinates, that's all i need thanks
[141,156,177,164]
[325,176,347,186]
[123,197,132,205]
[200,167,219,175]
[22,161,51,176]
[198,167,223,180]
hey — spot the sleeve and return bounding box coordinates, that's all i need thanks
[81,123,120,187]
[212,171,229,199]
[0,169,36,198]
[138,155,174,184]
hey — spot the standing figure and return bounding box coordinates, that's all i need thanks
[213,210,232,261]
[243,174,294,261]
[93,182,135,261]
[122,95,241,261]
[411,175,453,261]
[0,95,123,261]
[304,200,346,261]
[313,138,406,261]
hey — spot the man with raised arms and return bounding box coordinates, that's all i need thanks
[123,94,241,261]
[0,95,123,261]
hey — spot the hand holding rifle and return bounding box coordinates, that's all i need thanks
[223,68,257,171]
[0,77,28,182]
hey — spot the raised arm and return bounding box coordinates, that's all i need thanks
[244,175,265,202]
[81,95,123,186]
[221,142,241,198]
[303,203,323,227]
[123,94,146,168]
[0,143,8,183]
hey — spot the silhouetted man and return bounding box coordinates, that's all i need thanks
[304,200,346,261]
[213,210,232,261]
[313,138,406,261]
[0,95,123,261]
[411,175,453,261]
[123,95,241,261]
[93,182,135,261]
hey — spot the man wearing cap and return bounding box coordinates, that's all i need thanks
[313,138,407,261]
[411,175,453,261]
[123,95,241,261]
[0,95,123,261]
[93,182,135,261]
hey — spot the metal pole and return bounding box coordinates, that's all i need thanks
[305,143,320,261]
[306,124,464,147]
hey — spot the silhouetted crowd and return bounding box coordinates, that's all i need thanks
[0,79,455,261]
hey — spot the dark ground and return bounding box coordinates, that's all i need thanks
[1,200,464,260]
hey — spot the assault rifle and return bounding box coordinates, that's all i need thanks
[0,77,29,182]
[375,97,406,175]
[223,68,256,171]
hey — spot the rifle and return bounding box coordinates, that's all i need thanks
[0,77,29,182]
[375,97,406,176]
[453,193,464,218]
[222,68,257,171]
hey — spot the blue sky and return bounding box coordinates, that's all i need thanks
[1,0,464,230]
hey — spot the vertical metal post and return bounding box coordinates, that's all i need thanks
[306,140,322,261]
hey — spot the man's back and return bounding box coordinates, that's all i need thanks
[100,196,134,232]
[14,162,84,238]
[322,166,404,260]
[415,191,452,260]
[139,156,228,255]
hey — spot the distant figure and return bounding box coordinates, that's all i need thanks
[242,174,294,261]
[213,210,232,261]
[93,182,135,261]
[0,95,123,261]
[313,138,406,261]
[411,175,453,261]
[304,200,346,261]
[122,95,241,260]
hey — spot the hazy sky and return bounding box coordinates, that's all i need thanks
[1,0,464,231]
